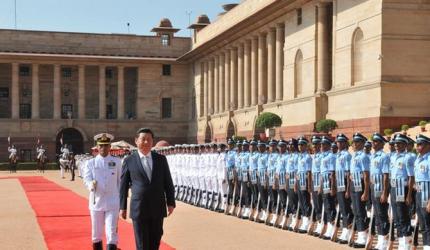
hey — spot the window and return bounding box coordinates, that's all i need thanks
[62,68,72,78]
[161,98,172,119]
[162,64,171,76]
[19,104,31,119]
[352,28,364,85]
[105,69,113,79]
[106,104,114,119]
[161,34,170,46]
[19,66,30,76]
[294,50,303,97]
[61,104,73,119]
[20,149,32,162]
[297,8,302,25]
[0,87,9,98]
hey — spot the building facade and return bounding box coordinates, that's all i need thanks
[0,19,191,160]
[180,0,430,143]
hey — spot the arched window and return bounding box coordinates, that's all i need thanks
[352,28,364,85]
[294,50,303,97]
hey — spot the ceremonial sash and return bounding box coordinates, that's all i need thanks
[352,171,362,192]
[372,174,383,198]
[279,172,286,189]
[391,178,406,202]
[313,172,321,191]
[259,169,267,184]
[237,168,243,181]
[242,168,249,182]
[288,172,296,189]
[336,169,346,192]
[322,173,331,194]
[299,172,307,191]
[250,169,258,184]
[268,169,276,185]
[417,182,430,208]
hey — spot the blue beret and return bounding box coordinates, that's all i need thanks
[278,140,288,146]
[336,133,349,142]
[298,136,309,145]
[321,136,332,144]
[269,139,278,146]
[364,141,372,147]
[250,140,258,146]
[416,134,430,144]
[311,135,321,144]
[352,133,366,142]
[371,133,388,143]
[331,143,338,148]
[394,134,409,144]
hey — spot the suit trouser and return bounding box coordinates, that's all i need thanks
[390,187,412,237]
[370,187,389,236]
[258,183,268,211]
[90,210,118,244]
[322,192,337,223]
[351,189,368,231]
[287,188,299,215]
[240,181,251,207]
[298,189,312,217]
[311,191,323,221]
[132,217,164,250]
[278,189,287,213]
[336,191,353,228]
[268,186,277,213]
[250,183,259,208]
[416,190,430,246]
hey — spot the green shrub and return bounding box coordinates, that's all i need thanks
[315,119,338,133]
[419,120,427,127]
[383,128,394,136]
[401,124,409,131]
[231,135,246,143]
[255,112,282,129]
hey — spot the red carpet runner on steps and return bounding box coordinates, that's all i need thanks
[18,176,174,250]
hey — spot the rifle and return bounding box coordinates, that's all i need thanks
[348,216,357,247]
[331,204,341,242]
[229,181,237,215]
[412,218,419,250]
[272,193,281,226]
[248,190,255,220]
[252,193,261,221]
[236,183,244,217]
[365,205,375,249]
[280,195,290,229]
[224,182,231,214]
[264,193,272,224]
[318,203,326,238]
[292,201,301,232]
[307,197,315,235]
[387,201,395,250]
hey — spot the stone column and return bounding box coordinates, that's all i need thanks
[53,64,61,119]
[218,54,225,112]
[78,65,86,119]
[244,40,251,107]
[31,64,40,119]
[208,59,214,115]
[99,65,106,119]
[11,63,19,119]
[117,66,125,120]
[267,28,276,103]
[251,37,258,106]
[224,50,230,111]
[317,2,330,93]
[230,48,237,110]
[214,56,219,114]
[276,23,285,101]
[258,33,267,104]
[237,43,244,109]
[203,61,208,116]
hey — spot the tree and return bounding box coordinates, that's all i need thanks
[315,119,338,134]
[255,112,282,129]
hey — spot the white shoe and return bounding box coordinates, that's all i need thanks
[323,223,333,238]
[262,211,268,221]
[376,235,388,250]
[402,236,412,250]
[270,215,277,225]
[423,246,430,250]
[355,231,367,245]
[314,222,323,235]
[290,216,297,229]
[299,217,309,232]
[339,228,349,241]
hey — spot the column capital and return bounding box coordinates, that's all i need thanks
[276,22,285,29]
[316,1,331,8]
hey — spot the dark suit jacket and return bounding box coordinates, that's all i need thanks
[120,151,175,220]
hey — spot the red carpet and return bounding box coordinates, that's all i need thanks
[17,176,174,250]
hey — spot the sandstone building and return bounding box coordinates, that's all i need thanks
[1,0,430,159]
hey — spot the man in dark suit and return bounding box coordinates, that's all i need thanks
[120,128,176,250]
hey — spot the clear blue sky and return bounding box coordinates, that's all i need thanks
[0,0,238,37]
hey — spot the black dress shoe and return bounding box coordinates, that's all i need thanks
[107,244,117,250]
[353,243,365,248]
[338,240,348,244]
[93,241,103,250]
[298,229,307,234]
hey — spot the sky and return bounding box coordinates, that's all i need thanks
[0,0,239,37]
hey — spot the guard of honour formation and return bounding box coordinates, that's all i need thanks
[6,132,430,250]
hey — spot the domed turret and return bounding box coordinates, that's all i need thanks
[151,18,180,37]
[188,14,211,31]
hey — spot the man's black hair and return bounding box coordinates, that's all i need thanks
[136,128,155,138]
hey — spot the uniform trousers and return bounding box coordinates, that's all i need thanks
[240,181,251,207]
[311,191,323,221]
[336,191,353,228]
[250,183,259,208]
[258,182,268,210]
[416,190,430,246]
[322,192,337,223]
[298,189,312,217]
[370,186,389,236]
[390,187,412,237]
[278,189,288,213]
[287,188,299,215]
[351,189,368,231]
[267,186,277,213]
[90,210,118,244]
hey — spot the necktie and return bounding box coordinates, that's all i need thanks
[142,156,152,181]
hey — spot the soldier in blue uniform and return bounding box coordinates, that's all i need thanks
[239,140,251,219]
[267,139,279,218]
[311,135,324,236]
[390,134,415,249]
[369,133,391,249]
[226,139,237,210]
[257,141,269,222]
[407,137,417,220]
[296,136,313,233]
[275,140,288,222]
[249,140,260,218]
[414,134,430,250]
[348,132,370,248]
[331,143,338,154]
[320,136,337,240]
[364,141,372,155]
[286,138,300,230]
[335,133,354,244]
